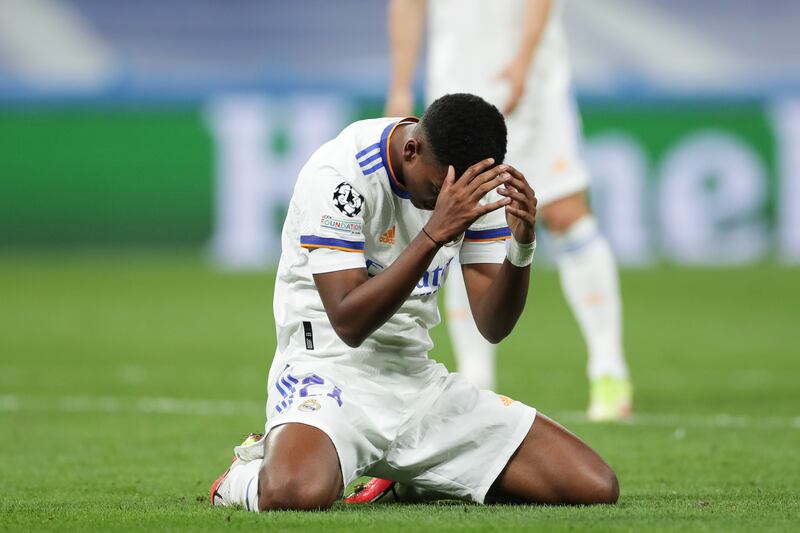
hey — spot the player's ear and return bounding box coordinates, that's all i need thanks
[403,138,418,162]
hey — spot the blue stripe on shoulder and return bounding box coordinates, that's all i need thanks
[355,142,381,159]
[362,162,384,175]
[358,152,382,168]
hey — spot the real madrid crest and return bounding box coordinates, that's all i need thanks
[298,399,322,412]
[332,182,364,217]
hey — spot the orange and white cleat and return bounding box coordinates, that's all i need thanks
[209,433,263,507]
[344,477,397,504]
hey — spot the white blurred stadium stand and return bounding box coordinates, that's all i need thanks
[0,0,797,100]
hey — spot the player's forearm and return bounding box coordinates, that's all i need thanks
[324,233,440,347]
[388,0,426,91]
[514,0,552,66]
[473,261,530,343]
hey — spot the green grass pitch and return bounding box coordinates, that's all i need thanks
[1,252,798,531]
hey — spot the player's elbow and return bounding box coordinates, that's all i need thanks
[330,322,367,348]
[478,324,509,345]
[482,332,503,345]
[477,315,520,345]
[338,332,365,348]
[473,312,515,345]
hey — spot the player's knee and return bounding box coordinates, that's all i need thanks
[541,195,589,234]
[607,470,620,503]
[258,468,336,511]
[546,211,584,234]
[587,465,619,505]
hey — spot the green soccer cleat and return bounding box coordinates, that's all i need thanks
[587,376,633,422]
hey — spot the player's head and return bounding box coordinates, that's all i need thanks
[399,93,507,210]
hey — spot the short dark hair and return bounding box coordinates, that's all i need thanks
[418,93,507,178]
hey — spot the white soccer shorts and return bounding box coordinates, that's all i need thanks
[235,357,536,503]
[504,86,590,207]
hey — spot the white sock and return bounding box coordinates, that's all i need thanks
[553,215,629,380]
[225,459,261,512]
[445,262,496,390]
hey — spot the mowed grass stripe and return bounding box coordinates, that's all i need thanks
[2,393,798,430]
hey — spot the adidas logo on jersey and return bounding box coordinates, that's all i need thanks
[379,226,396,245]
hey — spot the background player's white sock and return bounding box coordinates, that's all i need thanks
[225,459,261,512]
[445,263,496,390]
[552,215,629,380]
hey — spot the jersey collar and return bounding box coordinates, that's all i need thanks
[379,117,419,199]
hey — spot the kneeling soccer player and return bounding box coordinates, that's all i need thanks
[210,93,619,511]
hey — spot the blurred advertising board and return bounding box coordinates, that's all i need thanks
[207,95,800,267]
[2,95,798,267]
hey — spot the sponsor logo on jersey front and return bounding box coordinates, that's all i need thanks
[332,182,364,217]
[415,260,451,295]
[366,256,452,297]
[320,214,363,235]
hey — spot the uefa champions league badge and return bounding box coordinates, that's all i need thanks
[332,182,364,217]
[298,399,322,412]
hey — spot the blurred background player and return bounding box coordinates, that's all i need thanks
[386,0,632,421]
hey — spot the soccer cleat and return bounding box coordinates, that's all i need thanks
[209,433,263,507]
[587,376,633,422]
[344,478,397,504]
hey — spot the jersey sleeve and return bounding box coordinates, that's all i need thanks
[299,169,368,275]
[459,190,512,265]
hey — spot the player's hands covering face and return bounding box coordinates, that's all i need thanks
[425,158,517,244]
[497,166,537,244]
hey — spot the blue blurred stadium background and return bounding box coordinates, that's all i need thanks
[1,0,799,267]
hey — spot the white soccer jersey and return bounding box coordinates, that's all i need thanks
[272,117,511,370]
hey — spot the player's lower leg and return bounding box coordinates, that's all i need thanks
[445,262,496,390]
[487,412,618,504]
[211,424,343,511]
[349,412,619,506]
[210,433,263,511]
[256,423,343,511]
[545,196,631,421]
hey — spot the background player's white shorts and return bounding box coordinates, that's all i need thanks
[235,356,536,504]
[505,87,590,207]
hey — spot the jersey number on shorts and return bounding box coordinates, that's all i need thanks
[275,369,344,413]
